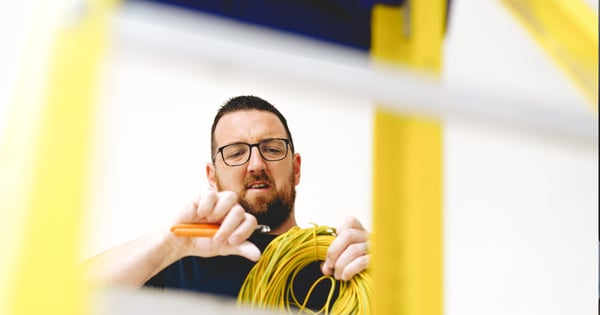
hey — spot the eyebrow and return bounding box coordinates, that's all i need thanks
[219,137,288,147]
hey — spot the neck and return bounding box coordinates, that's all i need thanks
[269,213,298,235]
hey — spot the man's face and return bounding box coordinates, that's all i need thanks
[208,110,301,229]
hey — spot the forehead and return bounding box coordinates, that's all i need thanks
[214,110,287,145]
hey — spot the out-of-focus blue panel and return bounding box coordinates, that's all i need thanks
[132,0,408,50]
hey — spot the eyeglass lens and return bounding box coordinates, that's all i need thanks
[222,139,287,166]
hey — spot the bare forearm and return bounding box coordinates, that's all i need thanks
[82,191,262,287]
[82,229,182,288]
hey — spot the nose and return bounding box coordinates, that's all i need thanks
[247,146,266,173]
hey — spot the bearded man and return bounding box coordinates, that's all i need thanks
[84,96,370,309]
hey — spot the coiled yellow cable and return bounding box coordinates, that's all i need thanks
[238,225,373,314]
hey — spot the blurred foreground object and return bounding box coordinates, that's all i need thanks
[1,0,120,314]
[501,0,599,109]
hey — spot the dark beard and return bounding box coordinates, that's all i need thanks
[239,187,295,231]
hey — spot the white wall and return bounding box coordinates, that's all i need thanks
[444,117,597,314]
[442,1,598,314]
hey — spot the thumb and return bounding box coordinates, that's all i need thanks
[228,241,261,262]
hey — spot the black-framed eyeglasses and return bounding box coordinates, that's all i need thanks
[213,138,291,167]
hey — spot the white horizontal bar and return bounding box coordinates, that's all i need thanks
[111,1,598,145]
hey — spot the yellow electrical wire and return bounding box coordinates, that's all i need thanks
[238,225,373,314]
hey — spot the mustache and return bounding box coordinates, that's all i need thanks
[244,173,273,186]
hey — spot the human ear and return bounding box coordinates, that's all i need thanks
[293,153,301,185]
[206,162,217,188]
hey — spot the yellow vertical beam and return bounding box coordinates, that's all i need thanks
[3,0,118,314]
[371,1,446,71]
[371,1,445,315]
[372,112,443,315]
[500,0,599,110]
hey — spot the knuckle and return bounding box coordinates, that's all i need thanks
[336,230,352,247]
[349,243,364,256]
[341,269,353,281]
[229,204,245,216]
[205,212,221,222]
[202,190,217,202]
[339,229,362,243]
[325,246,338,262]
[220,190,238,201]
[358,255,369,270]
[341,257,369,281]
[245,213,257,225]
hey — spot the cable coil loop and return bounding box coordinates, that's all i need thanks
[238,224,373,314]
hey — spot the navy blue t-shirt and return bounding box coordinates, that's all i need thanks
[144,233,339,310]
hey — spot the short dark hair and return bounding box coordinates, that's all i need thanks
[211,95,295,158]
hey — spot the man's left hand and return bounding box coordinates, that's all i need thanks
[321,216,370,281]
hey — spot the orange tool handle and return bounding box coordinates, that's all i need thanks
[170,223,271,237]
[170,223,220,237]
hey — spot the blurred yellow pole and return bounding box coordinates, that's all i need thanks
[501,0,599,110]
[2,0,119,314]
[371,1,445,315]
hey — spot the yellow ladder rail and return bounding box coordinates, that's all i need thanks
[371,1,446,314]
[501,0,599,110]
[3,1,119,314]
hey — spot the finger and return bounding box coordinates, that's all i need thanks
[212,205,254,245]
[331,242,367,280]
[337,216,365,234]
[228,213,258,245]
[195,190,219,219]
[172,193,204,224]
[323,216,368,274]
[322,228,368,274]
[200,191,238,222]
[211,203,243,244]
[224,241,262,262]
[339,254,370,281]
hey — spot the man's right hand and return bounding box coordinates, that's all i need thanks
[82,190,260,287]
[167,190,261,261]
